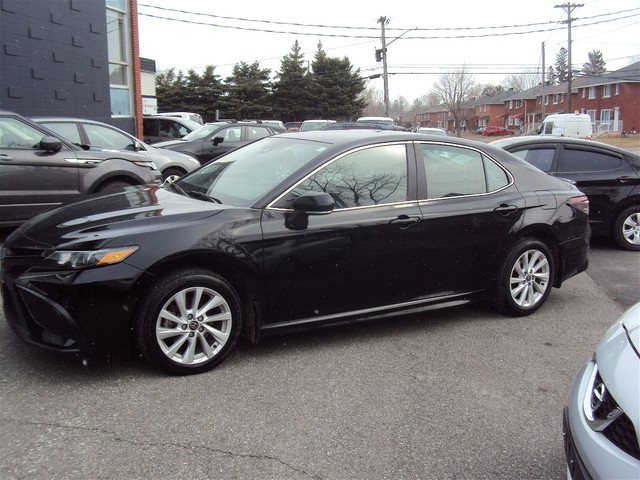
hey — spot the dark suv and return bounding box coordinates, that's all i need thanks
[0,110,162,226]
[492,136,640,250]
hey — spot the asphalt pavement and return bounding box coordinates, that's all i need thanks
[0,228,638,479]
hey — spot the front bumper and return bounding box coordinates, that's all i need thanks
[2,261,143,357]
[564,361,640,479]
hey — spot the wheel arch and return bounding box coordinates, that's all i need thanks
[131,250,262,342]
[502,227,562,287]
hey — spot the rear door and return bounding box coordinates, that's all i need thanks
[555,144,636,232]
[0,115,79,224]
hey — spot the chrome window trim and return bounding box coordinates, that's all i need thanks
[415,141,514,203]
[265,141,412,212]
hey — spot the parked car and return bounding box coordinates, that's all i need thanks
[320,121,397,131]
[142,116,202,144]
[0,110,161,226]
[357,116,395,127]
[34,117,200,181]
[285,122,302,131]
[563,302,640,479]
[154,121,284,165]
[416,127,448,136]
[492,136,640,250]
[1,130,589,374]
[482,126,515,136]
[153,111,203,124]
[299,120,336,131]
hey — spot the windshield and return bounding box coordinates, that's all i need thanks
[176,137,329,206]
[182,122,228,141]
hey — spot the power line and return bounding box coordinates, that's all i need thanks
[138,4,640,32]
[138,7,639,40]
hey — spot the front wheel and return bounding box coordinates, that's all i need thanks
[492,239,555,316]
[612,206,640,251]
[135,269,242,375]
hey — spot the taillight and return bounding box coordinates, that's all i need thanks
[568,195,589,214]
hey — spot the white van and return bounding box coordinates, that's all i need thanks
[539,113,592,139]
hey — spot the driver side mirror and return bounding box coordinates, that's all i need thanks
[285,191,334,230]
[40,136,63,152]
[213,136,224,146]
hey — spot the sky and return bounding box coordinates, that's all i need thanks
[137,0,640,103]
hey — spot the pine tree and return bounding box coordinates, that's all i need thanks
[271,41,312,122]
[582,50,606,76]
[224,62,272,120]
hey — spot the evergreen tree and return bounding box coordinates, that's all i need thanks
[224,61,272,119]
[553,48,580,83]
[582,50,606,76]
[309,42,366,120]
[155,68,189,111]
[272,40,312,122]
[546,66,557,85]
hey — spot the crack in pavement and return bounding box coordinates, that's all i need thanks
[2,417,323,480]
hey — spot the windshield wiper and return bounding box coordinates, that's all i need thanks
[168,182,222,203]
[186,189,222,204]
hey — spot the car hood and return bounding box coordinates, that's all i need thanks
[595,302,640,429]
[153,139,188,149]
[6,185,227,250]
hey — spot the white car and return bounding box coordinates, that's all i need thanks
[33,117,200,181]
[563,302,640,479]
[416,127,448,136]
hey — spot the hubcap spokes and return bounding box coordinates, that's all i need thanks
[622,213,640,246]
[156,287,232,365]
[510,250,550,308]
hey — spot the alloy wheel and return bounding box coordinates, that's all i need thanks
[509,249,550,308]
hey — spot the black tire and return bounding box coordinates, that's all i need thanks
[612,206,640,251]
[492,238,555,316]
[96,180,133,193]
[135,268,242,375]
[161,167,185,182]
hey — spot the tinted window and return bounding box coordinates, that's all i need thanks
[221,126,242,141]
[511,148,555,172]
[289,144,408,209]
[420,145,507,199]
[41,122,82,145]
[558,148,622,173]
[84,124,136,150]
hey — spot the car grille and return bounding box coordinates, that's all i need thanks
[592,371,640,460]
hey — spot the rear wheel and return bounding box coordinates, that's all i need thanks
[612,206,640,251]
[135,269,242,375]
[492,239,554,316]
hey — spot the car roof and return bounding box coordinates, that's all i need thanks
[491,135,638,157]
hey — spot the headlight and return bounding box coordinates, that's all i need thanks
[46,246,139,269]
[133,160,158,170]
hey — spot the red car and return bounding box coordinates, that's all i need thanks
[482,126,515,136]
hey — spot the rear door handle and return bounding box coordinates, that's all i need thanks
[617,176,635,184]
[493,204,518,215]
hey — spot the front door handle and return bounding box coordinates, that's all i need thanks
[390,215,421,229]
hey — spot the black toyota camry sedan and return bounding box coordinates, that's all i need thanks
[1,130,590,374]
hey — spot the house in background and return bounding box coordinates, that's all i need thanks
[0,0,143,136]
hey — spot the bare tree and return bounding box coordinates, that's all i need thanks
[432,65,475,137]
[501,73,539,92]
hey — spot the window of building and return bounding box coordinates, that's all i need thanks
[588,87,596,99]
[586,110,597,123]
[601,109,613,125]
[615,83,620,95]
[107,3,131,117]
[603,84,611,98]
[553,94,559,105]
[581,88,586,98]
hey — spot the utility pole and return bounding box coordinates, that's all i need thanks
[541,42,546,120]
[555,3,583,114]
[377,16,390,117]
